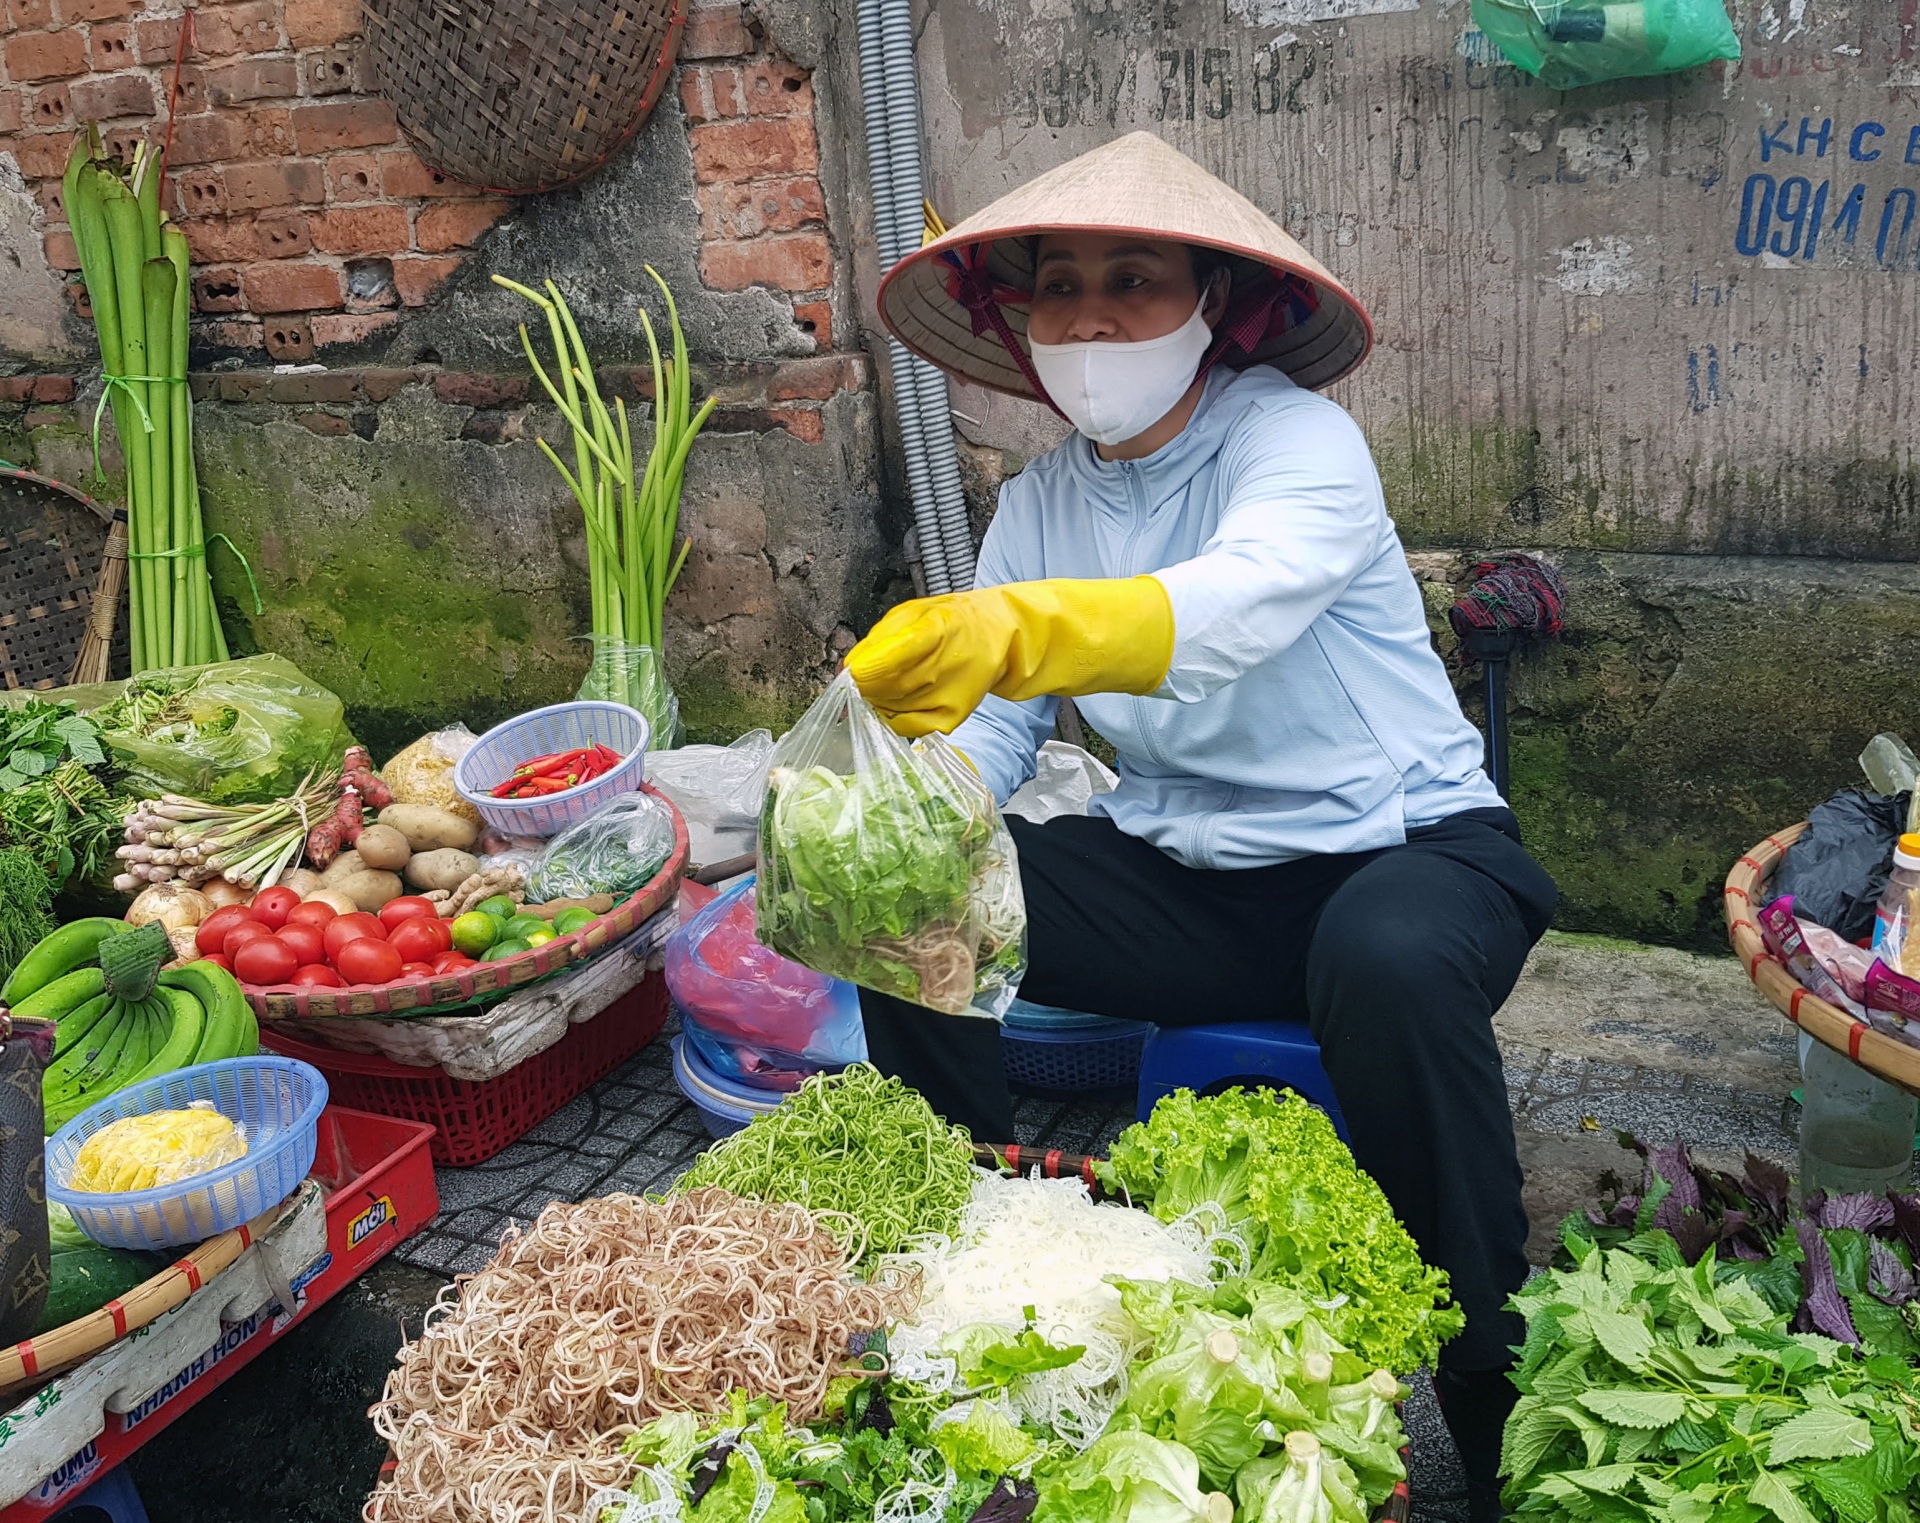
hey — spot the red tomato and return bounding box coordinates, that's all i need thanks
[274,923,327,967]
[196,906,257,956]
[400,962,438,979]
[322,911,386,962]
[197,952,233,973]
[378,895,440,931]
[232,935,300,986]
[285,901,337,930]
[334,936,403,985]
[250,885,301,930]
[223,920,274,954]
[389,918,451,963]
[431,951,476,975]
[290,964,345,988]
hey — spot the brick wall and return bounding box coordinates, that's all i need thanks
[1,0,840,365]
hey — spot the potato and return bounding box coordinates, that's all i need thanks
[404,848,480,892]
[275,869,321,901]
[377,804,478,855]
[331,869,405,913]
[304,888,360,916]
[319,850,364,886]
[354,823,412,872]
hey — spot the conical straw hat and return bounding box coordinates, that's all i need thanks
[878,132,1373,401]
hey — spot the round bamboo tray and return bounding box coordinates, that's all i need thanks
[242,787,688,1021]
[1723,822,1920,1098]
[0,1196,293,1397]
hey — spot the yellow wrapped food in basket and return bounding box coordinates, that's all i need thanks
[71,1101,248,1194]
[383,725,481,826]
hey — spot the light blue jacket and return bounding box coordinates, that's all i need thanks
[951,365,1506,869]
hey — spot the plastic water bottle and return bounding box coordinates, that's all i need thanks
[1798,1040,1916,1200]
[1871,833,1920,971]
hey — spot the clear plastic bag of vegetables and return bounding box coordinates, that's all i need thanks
[756,671,1026,1017]
[528,791,677,902]
[83,655,354,806]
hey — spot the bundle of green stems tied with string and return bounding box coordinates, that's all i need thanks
[492,271,715,668]
[64,126,227,672]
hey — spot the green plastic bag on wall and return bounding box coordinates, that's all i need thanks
[1470,0,1740,88]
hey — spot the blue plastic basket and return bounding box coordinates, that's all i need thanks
[47,1057,328,1251]
[672,1035,781,1138]
[454,700,650,836]
[1001,1019,1153,1092]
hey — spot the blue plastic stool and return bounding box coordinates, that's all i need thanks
[1135,1021,1349,1141]
[50,1465,148,1523]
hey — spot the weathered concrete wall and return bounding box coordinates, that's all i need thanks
[913,0,1920,947]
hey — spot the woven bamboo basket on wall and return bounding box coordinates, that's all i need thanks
[362,0,687,194]
[1724,822,1920,1098]
[0,469,127,691]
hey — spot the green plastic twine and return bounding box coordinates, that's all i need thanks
[125,532,263,612]
[88,372,182,481]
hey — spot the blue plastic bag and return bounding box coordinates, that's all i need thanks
[664,876,865,1090]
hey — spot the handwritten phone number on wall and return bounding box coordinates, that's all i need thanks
[1736,176,1920,269]
[1737,117,1920,270]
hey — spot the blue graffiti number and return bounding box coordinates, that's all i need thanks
[1737,173,1917,268]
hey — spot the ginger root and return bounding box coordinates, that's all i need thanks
[438,866,527,918]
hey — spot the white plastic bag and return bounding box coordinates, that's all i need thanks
[647,729,774,867]
[756,673,1026,1017]
[1003,740,1118,824]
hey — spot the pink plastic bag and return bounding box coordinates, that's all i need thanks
[665,876,865,1088]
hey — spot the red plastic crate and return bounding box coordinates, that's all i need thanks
[0,1105,436,1519]
[261,977,671,1166]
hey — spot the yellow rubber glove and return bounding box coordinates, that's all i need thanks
[845,577,1175,737]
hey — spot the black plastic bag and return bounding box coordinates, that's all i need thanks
[1774,789,1910,942]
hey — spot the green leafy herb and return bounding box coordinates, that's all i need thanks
[974,1318,1090,1385]
[1501,1226,1920,1521]
[676,1064,978,1266]
[0,758,128,887]
[1098,1087,1463,1374]
[0,847,55,988]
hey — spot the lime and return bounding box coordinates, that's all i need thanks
[450,912,499,956]
[552,907,596,936]
[525,928,556,948]
[482,938,531,962]
[502,915,549,943]
[477,895,519,922]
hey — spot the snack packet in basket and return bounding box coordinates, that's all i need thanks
[756,672,1026,1017]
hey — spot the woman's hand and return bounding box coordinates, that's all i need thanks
[844,577,1174,737]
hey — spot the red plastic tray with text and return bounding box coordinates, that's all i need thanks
[0,1106,437,1519]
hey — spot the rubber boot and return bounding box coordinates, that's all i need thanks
[1435,1365,1518,1523]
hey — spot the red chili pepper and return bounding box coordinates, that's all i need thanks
[514,774,573,797]
[510,748,577,774]
[527,748,594,779]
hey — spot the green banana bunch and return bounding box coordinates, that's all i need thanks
[10,919,257,1135]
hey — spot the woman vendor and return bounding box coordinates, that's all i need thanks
[845,132,1556,1519]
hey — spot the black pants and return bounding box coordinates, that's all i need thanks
[859,806,1557,1374]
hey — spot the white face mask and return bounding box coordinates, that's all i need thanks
[1027,293,1215,447]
